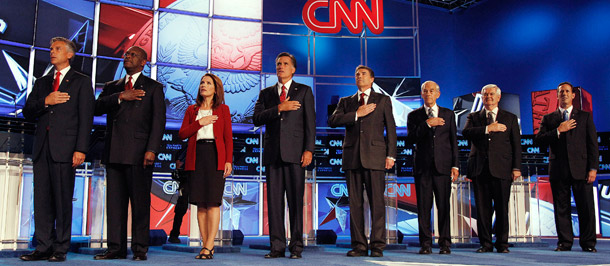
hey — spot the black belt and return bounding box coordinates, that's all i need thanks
[197,139,215,143]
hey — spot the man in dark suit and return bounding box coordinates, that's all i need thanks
[462,84,521,254]
[535,82,598,253]
[328,65,397,258]
[21,37,94,262]
[253,52,315,259]
[406,81,458,255]
[93,46,166,261]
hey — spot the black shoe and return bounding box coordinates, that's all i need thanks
[264,251,285,259]
[20,251,51,261]
[554,245,571,251]
[48,253,66,262]
[439,247,451,254]
[346,249,367,257]
[476,247,493,253]
[132,253,147,261]
[497,248,510,253]
[418,247,432,254]
[582,247,597,253]
[94,250,127,260]
[370,250,383,257]
[289,252,302,259]
[168,236,181,244]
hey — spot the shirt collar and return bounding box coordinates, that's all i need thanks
[127,71,142,84]
[425,104,438,114]
[558,105,573,114]
[358,88,371,97]
[278,79,293,92]
[54,65,71,77]
[485,106,498,115]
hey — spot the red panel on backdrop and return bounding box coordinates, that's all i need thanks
[531,87,593,135]
[98,4,153,59]
[263,183,268,235]
[150,193,190,236]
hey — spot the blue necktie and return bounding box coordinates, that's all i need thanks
[563,110,569,121]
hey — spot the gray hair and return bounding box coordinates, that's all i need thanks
[50,37,76,54]
[421,80,440,91]
[481,84,501,96]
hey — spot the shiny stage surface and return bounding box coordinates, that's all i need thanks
[0,237,608,265]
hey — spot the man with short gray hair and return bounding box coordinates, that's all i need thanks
[407,81,458,255]
[21,37,94,262]
[462,84,521,253]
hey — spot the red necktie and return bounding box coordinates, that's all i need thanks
[280,85,287,102]
[125,76,133,91]
[53,71,61,92]
[359,93,365,106]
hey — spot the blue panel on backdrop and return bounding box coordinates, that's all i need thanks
[223,181,260,235]
[35,0,95,53]
[262,34,310,75]
[599,179,610,237]
[0,0,36,45]
[314,37,361,76]
[71,176,86,235]
[157,66,206,120]
[158,13,209,67]
[212,71,261,125]
[0,45,30,108]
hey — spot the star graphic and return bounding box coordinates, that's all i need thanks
[320,195,349,232]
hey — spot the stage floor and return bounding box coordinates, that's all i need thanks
[1,237,608,265]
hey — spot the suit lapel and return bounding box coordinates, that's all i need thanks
[368,91,378,105]
[479,109,487,125]
[350,93,360,112]
[287,81,299,100]
[57,69,74,92]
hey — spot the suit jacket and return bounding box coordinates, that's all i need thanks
[462,108,521,180]
[253,81,315,165]
[179,104,233,171]
[95,74,166,165]
[328,91,397,171]
[406,106,458,176]
[23,68,95,162]
[534,108,598,180]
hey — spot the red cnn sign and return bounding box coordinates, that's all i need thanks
[302,0,384,35]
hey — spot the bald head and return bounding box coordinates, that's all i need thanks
[421,80,441,107]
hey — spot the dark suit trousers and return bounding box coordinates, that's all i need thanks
[266,160,304,253]
[106,163,153,255]
[414,163,451,248]
[550,174,596,249]
[33,135,76,254]
[346,168,386,252]
[472,163,512,250]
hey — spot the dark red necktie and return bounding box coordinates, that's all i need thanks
[125,76,133,91]
[52,71,61,92]
[359,93,365,106]
[280,85,287,102]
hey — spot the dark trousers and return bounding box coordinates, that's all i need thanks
[169,186,189,238]
[266,160,305,253]
[346,168,386,252]
[550,175,596,249]
[472,164,512,250]
[106,163,153,255]
[33,135,76,254]
[414,165,452,248]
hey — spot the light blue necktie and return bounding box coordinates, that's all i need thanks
[563,110,569,121]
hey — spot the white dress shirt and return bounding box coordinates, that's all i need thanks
[196,109,214,140]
